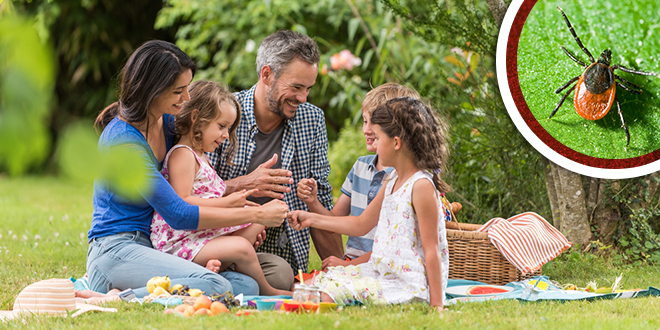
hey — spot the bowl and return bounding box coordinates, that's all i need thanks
[256,299,281,311]
[318,302,338,313]
[283,301,303,313]
[301,301,319,313]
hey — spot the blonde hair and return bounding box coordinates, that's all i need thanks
[361,82,421,115]
[175,80,241,165]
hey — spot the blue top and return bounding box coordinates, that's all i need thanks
[340,154,393,259]
[88,114,199,241]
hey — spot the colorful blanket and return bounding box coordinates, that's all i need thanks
[445,276,659,305]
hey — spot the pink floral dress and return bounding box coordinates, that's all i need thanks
[315,170,449,305]
[150,145,250,261]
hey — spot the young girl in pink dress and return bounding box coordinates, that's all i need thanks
[150,80,291,296]
[288,97,450,312]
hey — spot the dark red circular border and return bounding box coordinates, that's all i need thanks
[506,0,660,169]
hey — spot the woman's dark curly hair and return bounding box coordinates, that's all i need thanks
[175,80,241,165]
[370,97,451,193]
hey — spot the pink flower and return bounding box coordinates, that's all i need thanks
[178,245,193,260]
[330,49,361,71]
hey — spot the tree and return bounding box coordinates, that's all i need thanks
[382,0,660,262]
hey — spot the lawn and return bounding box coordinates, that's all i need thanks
[1,175,659,329]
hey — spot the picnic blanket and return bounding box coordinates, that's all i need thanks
[476,212,571,274]
[445,276,660,305]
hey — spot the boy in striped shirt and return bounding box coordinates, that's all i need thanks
[296,83,421,269]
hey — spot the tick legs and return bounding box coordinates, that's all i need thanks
[615,74,642,91]
[561,46,588,67]
[612,64,658,77]
[615,98,631,146]
[557,6,595,63]
[550,76,579,119]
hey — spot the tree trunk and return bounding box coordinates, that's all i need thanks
[591,180,620,246]
[545,161,594,247]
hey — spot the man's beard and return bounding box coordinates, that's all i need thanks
[266,83,297,120]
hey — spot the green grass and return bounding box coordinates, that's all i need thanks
[518,0,660,158]
[1,175,660,329]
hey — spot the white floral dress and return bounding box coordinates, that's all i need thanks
[150,145,250,261]
[315,170,449,305]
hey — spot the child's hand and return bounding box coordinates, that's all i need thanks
[321,256,349,271]
[287,210,312,230]
[296,178,318,204]
[223,189,260,208]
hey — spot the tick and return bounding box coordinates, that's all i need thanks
[550,6,657,146]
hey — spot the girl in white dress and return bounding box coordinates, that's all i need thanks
[288,97,450,311]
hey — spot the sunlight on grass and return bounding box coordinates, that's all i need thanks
[1,175,659,329]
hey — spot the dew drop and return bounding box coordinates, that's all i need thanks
[636,58,642,65]
[640,19,644,24]
[638,41,643,47]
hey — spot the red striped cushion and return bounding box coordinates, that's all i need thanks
[476,212,571,274]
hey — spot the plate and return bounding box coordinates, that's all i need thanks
[445,285,514,297]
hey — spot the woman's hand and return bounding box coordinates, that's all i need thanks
[287,210,312,230]
[222,189,260,208]
[257,199,289,227]
[321,256,349,271]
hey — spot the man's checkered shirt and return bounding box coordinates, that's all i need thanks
[208,85,333,272]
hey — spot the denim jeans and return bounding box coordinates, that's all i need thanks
[86,231,259,298]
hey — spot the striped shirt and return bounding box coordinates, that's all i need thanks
[208,85,333,272]
[340,154,393,259]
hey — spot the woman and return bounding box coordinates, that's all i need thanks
[87,40,288,298]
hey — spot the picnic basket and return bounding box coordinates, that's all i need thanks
[446,221,541,285]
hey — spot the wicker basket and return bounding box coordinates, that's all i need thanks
[446,221,541,285]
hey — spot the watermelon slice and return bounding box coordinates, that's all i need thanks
[467,285,511,295]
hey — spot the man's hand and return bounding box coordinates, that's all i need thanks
[241,154,293,199]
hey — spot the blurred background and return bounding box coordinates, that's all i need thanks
[2,0,658,263]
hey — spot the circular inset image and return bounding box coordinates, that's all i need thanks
[498,0,660,179]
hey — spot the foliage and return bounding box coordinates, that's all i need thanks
[382,0,551,223]
[12,0,173,170]
[600,177,660,265]
[518,0,660,158]
[2,176,660,329]
[156,0,404,139]
[0,15,54,175]
[327,121,368,198]
[382,0,500,57]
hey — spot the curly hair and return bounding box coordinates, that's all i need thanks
[175,80,241,165]
[370,97,451,193]
[362,82,421,115]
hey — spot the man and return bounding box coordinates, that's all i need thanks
[209,30,343,290]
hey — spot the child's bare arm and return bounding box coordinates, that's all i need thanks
[288,184,384,236]
[413,179,444,310]
[168,148,258,208]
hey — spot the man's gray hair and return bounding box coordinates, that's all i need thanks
[256,30,320,78]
